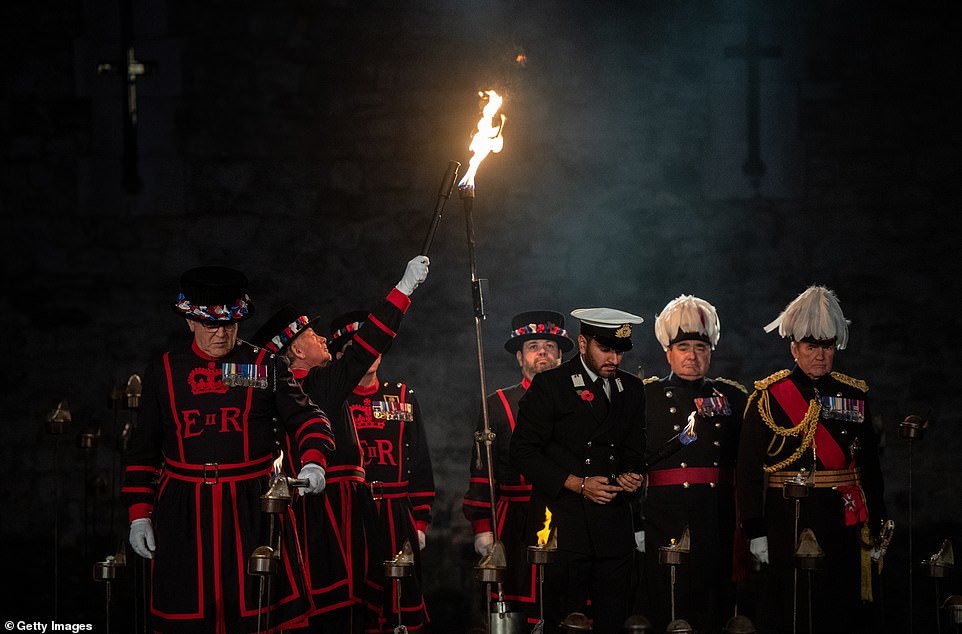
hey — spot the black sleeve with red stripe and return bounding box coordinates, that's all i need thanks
[121,358,165,522]
[273,354,335,469]
[301,287,411,415]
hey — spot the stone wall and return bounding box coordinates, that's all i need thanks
[2,1,960,630]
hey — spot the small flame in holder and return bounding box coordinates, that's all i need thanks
[536,507,552,546]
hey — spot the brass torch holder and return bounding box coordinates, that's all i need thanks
[384,539,416,633]
[658,527,690,622]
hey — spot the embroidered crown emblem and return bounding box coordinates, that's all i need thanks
[350,400,384,430]
[615,323,632,338]
[188,362,228,395]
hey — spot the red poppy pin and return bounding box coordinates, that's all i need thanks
[580,390,595,402]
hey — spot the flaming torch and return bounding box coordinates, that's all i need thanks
[458,89,520,634]
[459,89,507,544]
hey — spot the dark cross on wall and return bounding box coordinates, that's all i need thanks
[724,0,782,197]
[96,0,156,195]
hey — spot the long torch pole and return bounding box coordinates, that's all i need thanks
[460,186,499,541]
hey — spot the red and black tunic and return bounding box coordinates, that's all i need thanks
[284,288,412,625]
[462,379,540,619]
[736,368,885,634]
[122,339,334,634]
[347,380,435,632]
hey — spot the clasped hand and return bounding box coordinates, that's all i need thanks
[582,472,643,504]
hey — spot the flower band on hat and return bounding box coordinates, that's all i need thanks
[174,292,252,323]
[265,315,311,353]
[509,322,569,341]
[330,320,364,345]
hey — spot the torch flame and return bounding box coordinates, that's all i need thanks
[536,507,552,546]
[679,411,698,445]
[272,451,285,476]
[457,89,505,191]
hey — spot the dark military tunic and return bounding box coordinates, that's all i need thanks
[346,380,435,632]
[640,373,747,634]
[122,339,334,634]
[462,379,540,621]
[736,368,885,634]
[510,356,647,634]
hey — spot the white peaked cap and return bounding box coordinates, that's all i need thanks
[654,294,721,351]
[570,307,644,327]
[764,285,850,350]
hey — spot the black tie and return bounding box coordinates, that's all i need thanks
[594,377,610,415]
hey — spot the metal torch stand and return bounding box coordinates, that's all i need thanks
[658,546,688,622]
[250,476,302,634]
[45,400,72,621]
[922,549,953,634]
[93,554,124,634]
[385,559,414,634]
[900,415,927,634]
[461,186,523,634]
[943,595,962,633]
[783,476,812,634]
[528,546,556,634]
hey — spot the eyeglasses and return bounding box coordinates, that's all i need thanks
[198,322,238,333]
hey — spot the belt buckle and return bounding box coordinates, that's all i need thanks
[370,480,383,501]
[203,462,219,485]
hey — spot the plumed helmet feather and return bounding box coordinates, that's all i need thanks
[764,285,850,350]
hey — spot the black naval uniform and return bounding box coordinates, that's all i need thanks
[283,288,413,632]
[640,373,747,633]
[736,368,885,634]
[462,378,540,621]
[122,339,334,634]
[346,380,435,632]
[510,356,646,634]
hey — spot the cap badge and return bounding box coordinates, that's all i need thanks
[615,324,632,338]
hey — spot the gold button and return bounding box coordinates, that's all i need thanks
[709,482,716,488]
[585,458,591,465]
[683,482,690,488]
[713,440,721,447]
[680,462,687,468]
[587,441,592,447]
[669,407,677,414]
[666,391,673,398]
[715,422,722,429]
[609,455,615,461]
[713,461,719,467]
[673,425,681,432]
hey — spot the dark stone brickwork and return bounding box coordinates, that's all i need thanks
[2,1,960,630]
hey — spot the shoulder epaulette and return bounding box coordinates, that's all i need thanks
[754,369,792,391]
[830,371,869,393]
[643,375,660,385]
[714,377,748,394]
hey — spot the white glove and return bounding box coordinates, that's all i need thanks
[129,518,156,559]
[417,529,426,551]
[297,463,326,495]
[395,256,430,296]
[749,536,769,565]
[634,530,646,553]
[474,531,495,556]
[870,547,882,562]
